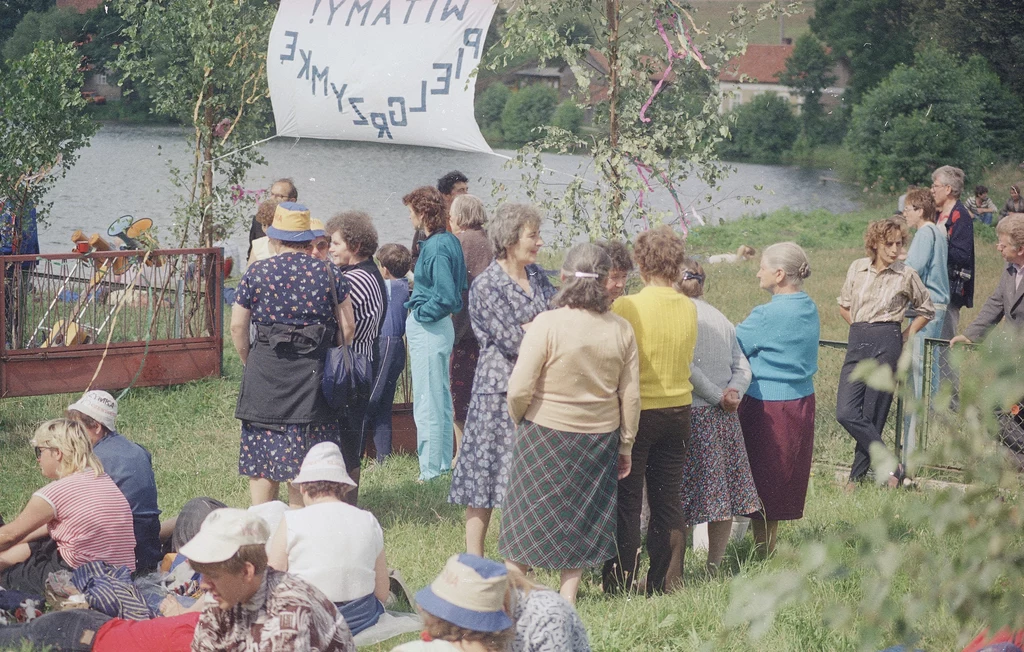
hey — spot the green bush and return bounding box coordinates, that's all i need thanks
[501,84,558,145]
[551,100,584,135]
[474,83,510,138]
[845,46,1024,191]
[719,93,800,163]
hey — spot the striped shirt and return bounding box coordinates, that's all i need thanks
[35,470,137,570]
[837,258,936,324]
[341,260,387,361]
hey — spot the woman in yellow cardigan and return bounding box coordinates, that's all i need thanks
[601,226,697,595]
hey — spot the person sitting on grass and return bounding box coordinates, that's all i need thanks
[0,419,136,595]
[392,554,515,652]
[268,442,389,635]
[66,390,162,573]
[183,507,356,652]
[506,568,590,652]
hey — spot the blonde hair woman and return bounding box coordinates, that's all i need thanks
[0,419,136,594]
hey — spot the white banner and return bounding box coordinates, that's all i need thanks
[267,0,496,154]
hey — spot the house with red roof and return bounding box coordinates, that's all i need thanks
[718,41,848,114]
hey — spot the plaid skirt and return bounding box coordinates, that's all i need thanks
[238,421,339,482]
[498,421,618,569]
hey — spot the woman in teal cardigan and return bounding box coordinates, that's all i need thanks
[735,242,819,556]
[403,186,467,482]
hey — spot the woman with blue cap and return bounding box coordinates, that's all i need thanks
[230,202,356,508]
[393,554,514,651]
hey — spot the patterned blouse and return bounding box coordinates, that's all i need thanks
[837,258,935,324]
[512,588,591,652]
[191,569,356,652]
[236,252,351,326]
[469,261,556,395]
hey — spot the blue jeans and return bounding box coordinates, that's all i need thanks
[0,609,112,651]
[979,212,994,226]
[406,314,455,481]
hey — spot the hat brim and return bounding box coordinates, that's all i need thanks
[178,528,241,564]
[415,586,513,633]
[266,226,316,242]
[292,469,357,487]
[311,229,326,238]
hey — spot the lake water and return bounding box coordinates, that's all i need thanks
[41,124,861,255]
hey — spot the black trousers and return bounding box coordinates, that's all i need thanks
[603,405,690,594]
[836,322,903,480]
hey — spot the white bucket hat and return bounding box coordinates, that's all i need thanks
[292,442,357,486]
[67,390,118,432]
[179,508,270,564]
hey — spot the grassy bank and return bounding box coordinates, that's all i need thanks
[0,206,1013,650]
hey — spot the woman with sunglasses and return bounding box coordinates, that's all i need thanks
[0,419,135,595]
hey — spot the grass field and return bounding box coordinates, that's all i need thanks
[0,206,1014,650]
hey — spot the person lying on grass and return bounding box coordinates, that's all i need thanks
[267,442,390,635]
[0,418,136,595]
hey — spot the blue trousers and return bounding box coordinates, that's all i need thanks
[406,314,455,481]
[366,335,407,462]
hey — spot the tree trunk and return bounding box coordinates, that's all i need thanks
[201,104,215,248]
[605,0,623,231]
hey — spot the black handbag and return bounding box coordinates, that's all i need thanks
[321,264,372,411]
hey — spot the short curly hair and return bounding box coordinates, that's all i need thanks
[403,186,447,234]
[633,226,686,281]
[996,213,1024,250]
[864,217,908,261]
[488,204,541,260]
[595,240,633,272]
[905,188,936,223]
[325,211,378,259]
[255,200,280,228]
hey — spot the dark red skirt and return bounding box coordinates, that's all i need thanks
[450,338,480,423]
[738,394,816,521]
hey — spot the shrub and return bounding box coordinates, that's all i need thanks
[474,83,510,138]
[501,84,558,145]
[844,46,1023,191]
[551,100,584,135]
[719,93,799,163]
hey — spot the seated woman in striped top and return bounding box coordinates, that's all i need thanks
[0,418,136,595]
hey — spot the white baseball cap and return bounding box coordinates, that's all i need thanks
[292,442,357,486]
[67,390,118,432]
[179,508,270,564]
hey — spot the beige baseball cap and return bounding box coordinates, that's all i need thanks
[179,508,270,564]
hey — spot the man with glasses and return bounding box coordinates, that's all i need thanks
[930,166,975,339]
[248,179,298,260]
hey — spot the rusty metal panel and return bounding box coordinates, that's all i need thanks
[2,248,223,398]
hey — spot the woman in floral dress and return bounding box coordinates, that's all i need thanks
[230,202,355,508]
[449,203,555,557]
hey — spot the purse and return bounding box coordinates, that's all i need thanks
[321,263,373,411]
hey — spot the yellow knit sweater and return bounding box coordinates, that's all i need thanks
[611,286,697,410]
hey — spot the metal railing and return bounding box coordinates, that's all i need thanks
[1,248,223,398]
[812,337,979,477]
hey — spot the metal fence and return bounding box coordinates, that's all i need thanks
[811,337,979,478]
[1,248,223,398]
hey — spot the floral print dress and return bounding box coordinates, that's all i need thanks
[448,261,555,509]
[234,251,350,482]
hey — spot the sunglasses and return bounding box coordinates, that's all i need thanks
[314,241,330,251]
[34,446,54,459]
